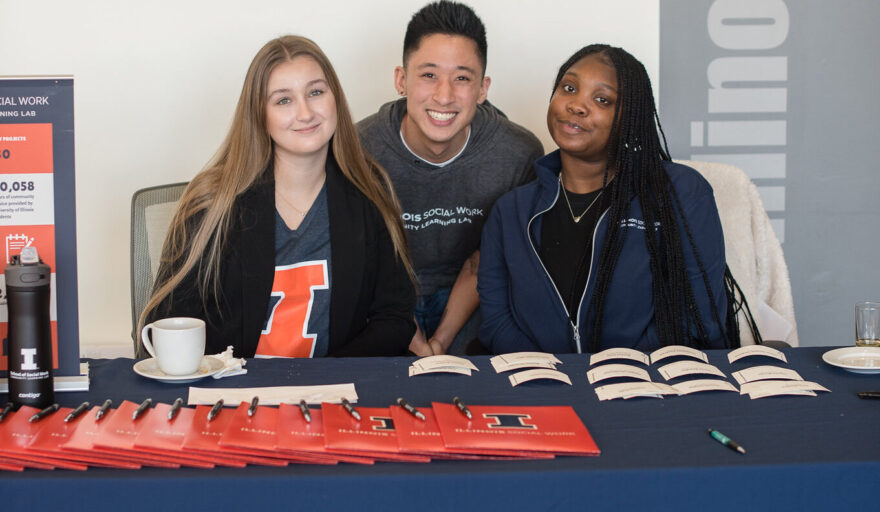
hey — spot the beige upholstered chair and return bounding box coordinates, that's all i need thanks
[677,160,798,346]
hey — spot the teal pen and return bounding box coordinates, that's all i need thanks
[708,428,746,454]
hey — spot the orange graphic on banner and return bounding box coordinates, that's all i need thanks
[0,124,53,174]
[0,225,56,269]
[256,261,328,358]
[0,322,59,371]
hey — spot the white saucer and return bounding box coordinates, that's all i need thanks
[133,356,225,383]
[822,346,880,374]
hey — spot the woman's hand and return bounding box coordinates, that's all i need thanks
[408,324,435,357]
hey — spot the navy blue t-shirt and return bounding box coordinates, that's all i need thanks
[256,185,331,358]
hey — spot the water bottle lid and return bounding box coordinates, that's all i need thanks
[20,246,39,265]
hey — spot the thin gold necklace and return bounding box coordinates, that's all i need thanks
[559,173,604,223]
[275,190,308,217]
[275,174,326,218]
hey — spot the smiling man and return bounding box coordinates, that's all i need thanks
[358,1,543,355]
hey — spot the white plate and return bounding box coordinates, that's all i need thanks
[133,356,225,383]
[822,346,880,374]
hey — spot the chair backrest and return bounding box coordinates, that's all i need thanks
[676,160,798,346]
[130,182,188,352]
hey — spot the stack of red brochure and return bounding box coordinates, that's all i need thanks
[0,402,598,471]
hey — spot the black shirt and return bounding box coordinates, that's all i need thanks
[540,181,610,318]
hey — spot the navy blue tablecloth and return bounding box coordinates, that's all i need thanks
[2,347,879,511]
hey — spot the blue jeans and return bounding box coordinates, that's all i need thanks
[414,287,480,355]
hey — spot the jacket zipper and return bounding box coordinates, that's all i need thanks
[527,187,609,354]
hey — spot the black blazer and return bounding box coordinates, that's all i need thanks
[146,156,416,358]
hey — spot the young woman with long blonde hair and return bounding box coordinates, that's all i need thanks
[139,35,416,358]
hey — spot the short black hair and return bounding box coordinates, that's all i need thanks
[403,1,487,73]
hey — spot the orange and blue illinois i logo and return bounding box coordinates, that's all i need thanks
[256,260,328,358]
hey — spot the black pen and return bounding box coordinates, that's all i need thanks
[340,397,361,421]
[248,396,259,417]
[64,401,90,423]
[857,391,880,400]
[397,397,426,421]
[132,398,152,421]
[708,428,746,454]
[29,403,59,423]
[95,399,112,421]
[299,399,311,423]
[207,399,224,422]
[168,398,183,421]
[0,402,12,423]
[453,396,472,420]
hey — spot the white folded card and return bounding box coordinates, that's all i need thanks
[727,345,787,364]
[594,381,678,401]
[739,379,829,398]
[188,383,357,406]
[409,355,477,376]
[490,352,561,366]
[589,348,649,366]
[671,379,738,395]
[657,361,726,381]
[650,345,709,364]
[586,364,651,384]
[491,359,558,373]
[731,366,803,385]
[412,355,479,371]
[508,369,572,386]
[409,366,472,377]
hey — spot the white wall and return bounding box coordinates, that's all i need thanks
[0,0,659,353]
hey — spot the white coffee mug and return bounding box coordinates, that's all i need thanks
[141,317,206,375]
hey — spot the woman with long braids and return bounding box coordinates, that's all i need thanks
[477,44,737,354]
[138,36,416,358]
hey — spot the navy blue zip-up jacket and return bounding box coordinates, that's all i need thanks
[477,151,728,354]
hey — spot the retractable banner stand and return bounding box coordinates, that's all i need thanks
[0,77,79,377]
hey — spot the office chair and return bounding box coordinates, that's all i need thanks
[130,182,188,356]
[677,160,798,347]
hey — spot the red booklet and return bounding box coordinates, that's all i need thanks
[0,458,25,471]
[275,404,373,465]
[321,404,430,463]
[27,406,141,469]
[391,406,554,460]
[0,406,88,470]
[88,400,206,468]
[218,403,336,465]
[181,405,288,467]
[133,403,254,468]
[432,403,600,456]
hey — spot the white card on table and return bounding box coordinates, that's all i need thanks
[649,345,709,364]
[731,366,803,385]
[188,383,357,405]
[739,380,829,397]
[409,365,472,377]
[586,363,651,384]
[412,355,478,371]
[728,345,787,364]
[508,369,572,386]
[657,361,726,381]
[594,382,676,401]
[672,379,738,395]
[589,348,649,366]
[490,352,562,366]
[491,359,558,373]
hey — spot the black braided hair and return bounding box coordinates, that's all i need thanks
[552,44,738,351]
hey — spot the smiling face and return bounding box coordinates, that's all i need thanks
[265,55,337,165]
[547,54,618,168]
[395,33,490,163]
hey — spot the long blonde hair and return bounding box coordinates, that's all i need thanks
[139,35,414,334]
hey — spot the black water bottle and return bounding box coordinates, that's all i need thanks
[5,246,54,408]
